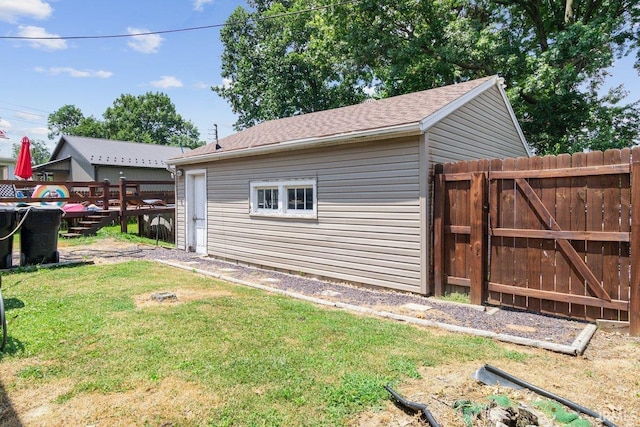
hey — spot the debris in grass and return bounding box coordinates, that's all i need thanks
[151,292,177,302]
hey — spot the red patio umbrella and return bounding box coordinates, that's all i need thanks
[15,136,32,180]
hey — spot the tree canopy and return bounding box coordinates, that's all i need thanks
[11,139,50,166]
[48,92,203,148]
[215,0,640,155]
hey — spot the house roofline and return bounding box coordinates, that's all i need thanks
[419,75,531,156]
[168,75,531,167]
[419,75,497,132]
[167,123,422,166]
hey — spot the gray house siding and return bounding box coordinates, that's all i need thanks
[175,175,186,249]
[199,137,423,292]
[427,87,529,164]
[170,77,531,294]
[96,166,172,183]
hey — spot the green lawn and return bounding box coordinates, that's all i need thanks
[0,261,527,425]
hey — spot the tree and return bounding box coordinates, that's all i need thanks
[12,139,51,165]
[213,0,366,130]
[47,93,203,148]
[215,0,640,154]
[102,92,201,148]
[47,104,83,139]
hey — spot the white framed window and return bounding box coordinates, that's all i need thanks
[250,179,317,218]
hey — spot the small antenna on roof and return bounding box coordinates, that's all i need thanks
[214,124,221,150]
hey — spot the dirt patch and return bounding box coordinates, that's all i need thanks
[134,288,232,309]
[354,330,640,426]
[3,376,220,426]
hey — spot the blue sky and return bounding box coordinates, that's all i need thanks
[0,0,638,159]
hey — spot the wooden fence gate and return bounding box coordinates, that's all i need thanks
[433,148,640,335]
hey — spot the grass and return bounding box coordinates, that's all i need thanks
[438,292,472,304]
[58,223,175,249]
[0,260,528,425]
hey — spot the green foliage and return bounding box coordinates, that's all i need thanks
[47,93,203,148]
[533,400,592,426]
[11,138,51,165]
[439,292,471,304]
[103,92,201,148]
[0,262,527,425]
[214,0,366,130]
[454,399,487,427]
[215,0,640,154]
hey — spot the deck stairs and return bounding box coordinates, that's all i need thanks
[62,210,119,238]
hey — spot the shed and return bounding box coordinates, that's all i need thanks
[168,75,531,294]
[33,135,188,183]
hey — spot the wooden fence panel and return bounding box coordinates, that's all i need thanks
[603,150,621,320]
[488,158,503,303]
[527,155,543,313]
[540,155,557,315]
[586,151,604,319]
[554,154,572,317]
[500,157,516,306]
[630,147,640,335]
[570,152,588,318]
[620,148,632,322]
[434,148,636,332]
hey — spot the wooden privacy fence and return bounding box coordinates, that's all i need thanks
[433,148,640,336]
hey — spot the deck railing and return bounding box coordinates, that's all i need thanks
[0,177,175,233]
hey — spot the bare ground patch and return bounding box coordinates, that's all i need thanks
[354,330,640,426]
[3,376,220,426]
[134,288,233,309]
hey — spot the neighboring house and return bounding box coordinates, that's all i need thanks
[167,75,531,294]
[33,135,188,183]
[0,157,15,180]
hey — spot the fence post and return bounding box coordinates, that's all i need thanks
[630,152,640,336]
[119,177,128,233]
[101,179,110,211]
[433,165,445,297]
[469,171,488,305]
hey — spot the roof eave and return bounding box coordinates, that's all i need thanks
[418,75,532,157]
[419,75,498,132]
[167,123,422,166]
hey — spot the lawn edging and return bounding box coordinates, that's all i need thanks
[156,259,597,356]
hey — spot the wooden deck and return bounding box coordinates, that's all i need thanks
[0,178,175,237]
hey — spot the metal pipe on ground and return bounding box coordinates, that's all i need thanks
[473,364,617,427]
[384,385,440,427]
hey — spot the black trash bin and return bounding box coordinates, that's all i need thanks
[0,208,16,269]
[19,206,63,266]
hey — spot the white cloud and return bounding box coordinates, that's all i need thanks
[151,76,183,89]
[0,0,52,23]
[194,81,211,90]
[18,25,66,50]
[16,111,42,121]
[126,27,163,53]
[212,77,233,90]
[193,0,214,12]
[35,66,113,78]
[31,127,49,137]
[0,118,10,128]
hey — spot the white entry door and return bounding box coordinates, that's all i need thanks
[186,171,207,254]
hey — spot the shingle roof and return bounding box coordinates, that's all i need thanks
[53,136,189,168]
[179,76,495,160]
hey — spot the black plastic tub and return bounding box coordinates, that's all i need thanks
[0,208,16,269]
[19,207,63,266]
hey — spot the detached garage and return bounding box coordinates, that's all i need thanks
[167,75,530,294]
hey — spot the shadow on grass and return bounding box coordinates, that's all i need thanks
[0,298,24,425]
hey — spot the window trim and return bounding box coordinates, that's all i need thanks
[250,179,317,218]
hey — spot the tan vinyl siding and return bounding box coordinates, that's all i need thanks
[204,137,423,292]
[427,86,529,164]
[175,175,186,249]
